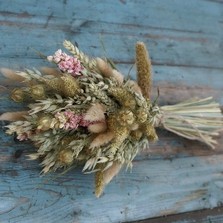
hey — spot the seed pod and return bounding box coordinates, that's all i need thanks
[10,88,25,102]
[116,109,135,127]
[130,130,143,141]
[30,84,46,100]
[43,78,62,92]
[37,115,53,131]
[61,75,79,97]
[58,149,73,165]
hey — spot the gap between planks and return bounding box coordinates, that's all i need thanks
[129,206,223,223]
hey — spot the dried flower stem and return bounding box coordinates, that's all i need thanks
[159,97,223,148]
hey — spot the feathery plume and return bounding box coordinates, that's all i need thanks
[95,162,122,197]
[84,103,106,122]
[0,111,28,121]
[0,68,25,82]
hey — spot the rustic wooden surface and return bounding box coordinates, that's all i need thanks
[0,0,223,223]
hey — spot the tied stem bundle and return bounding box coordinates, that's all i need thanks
[0,41,222,197]
[159,97,223,149]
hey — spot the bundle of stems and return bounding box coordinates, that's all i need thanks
[1,41,222,197]
[159,97,223,148]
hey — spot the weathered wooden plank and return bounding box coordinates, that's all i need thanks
[0,20,222,69]
[0,0,223,69]
[1,152,223,223]
[1,0,223,34]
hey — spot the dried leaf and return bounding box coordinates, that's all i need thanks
[26,153,39,160]
[82,158,96,172]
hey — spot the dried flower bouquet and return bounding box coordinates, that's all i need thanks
[1,41,222,197]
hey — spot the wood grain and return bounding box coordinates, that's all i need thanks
[0,0,223,222]
[1,151,223,223]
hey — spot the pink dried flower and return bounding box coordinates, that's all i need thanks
[79,119,92,127]
[47,50,83,76]
[53,110,104,131]
[63,110,74,119]
[64,113,82,130]
[55,112,67,128]
[47,49,67,63]
[54,110,82,130]
[58,57,82,76]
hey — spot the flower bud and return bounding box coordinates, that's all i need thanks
[10,88,24,102]
[130,130,143,140]
[117,109,135,126]
[37,115,52,131]
[58,149,73,165]
[31,84,45,100]
[136,108,148,123]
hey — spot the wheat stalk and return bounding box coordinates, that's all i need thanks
[63,40,98,72]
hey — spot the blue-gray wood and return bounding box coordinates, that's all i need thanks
[0,0,223,222]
